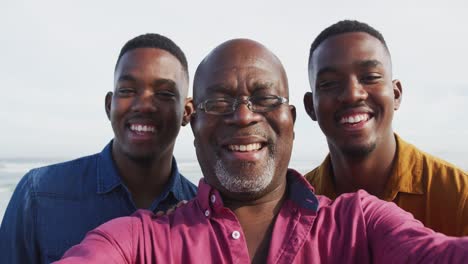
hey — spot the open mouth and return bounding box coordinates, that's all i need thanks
[220,137,268,162]
[128,123,156,135]
[339,113,372,125]
[227,143,263,152]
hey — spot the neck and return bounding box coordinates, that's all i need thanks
[112,143,174,209]
[329,133,397,198]
[223,178,287,264]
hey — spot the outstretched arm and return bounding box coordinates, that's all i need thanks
[54,216,136,264]
[360,191,468,263]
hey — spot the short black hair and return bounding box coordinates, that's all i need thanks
[115,33,188,74]
[309,20,389,64]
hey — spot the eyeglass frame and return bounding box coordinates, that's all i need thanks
[195,95,289,115]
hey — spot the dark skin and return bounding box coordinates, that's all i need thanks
[105,48,193,208]
[304,32,402,197]
[226,196,285,264]
[191,39,296,263]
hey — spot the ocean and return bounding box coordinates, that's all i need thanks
[0,158,315,220]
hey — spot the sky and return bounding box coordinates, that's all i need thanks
[1,0,467,170]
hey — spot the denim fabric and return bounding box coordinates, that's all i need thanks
[0,141,197,264]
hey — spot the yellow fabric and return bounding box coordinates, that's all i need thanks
[305,134,468,236]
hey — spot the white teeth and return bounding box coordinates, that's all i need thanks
[130,124,155,133]
[340,114,369,124]
[228,143,262,152]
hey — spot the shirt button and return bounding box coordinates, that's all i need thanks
[205,210,210,217]
[210,195,216,204]
[232,231,240,239]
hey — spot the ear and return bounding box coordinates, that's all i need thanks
[303,92,317,121]
[182,97,194,126]
[392,79,403,111]
[105,92,113,120]
[289,104,296,140]
[289,104,296,124]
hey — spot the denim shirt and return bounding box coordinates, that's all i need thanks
[0,142,197,264]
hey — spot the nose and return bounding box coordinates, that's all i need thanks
[132,89,157,112]
[225,99,262,127]
[338,77,368,104]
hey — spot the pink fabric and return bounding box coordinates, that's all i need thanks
[56,170,468,263]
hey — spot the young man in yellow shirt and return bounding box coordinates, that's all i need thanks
[304,20,467,236]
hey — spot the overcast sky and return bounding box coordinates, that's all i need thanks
[1,0,467,170]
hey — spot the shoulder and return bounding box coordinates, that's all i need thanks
[96,202,203,238]
[59,213,144,263]
[320,190,410,220]
[178,174,198,197]
[399,137,465,177]
[87,210,154,247]
[398,137,467,191]
[96,210,145,234]
[304,155,331,186]
[411,143,467,189]
[22,153,101,194]
[421,150,466,179]
[304,166,321,184]
[170,158,198,199]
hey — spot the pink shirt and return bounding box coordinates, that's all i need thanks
[56,170,468,263]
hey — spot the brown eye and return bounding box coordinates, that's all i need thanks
[156,91,176,100]
[361,74,382,84]
[317,80,339,90]
[117,87,136,96]
[204,98,233,114]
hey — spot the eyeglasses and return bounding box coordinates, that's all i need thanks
[196,95,289,115]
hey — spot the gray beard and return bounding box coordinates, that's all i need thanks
[214,156,275,193]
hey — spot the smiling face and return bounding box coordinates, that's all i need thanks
[191,39,296,200]
[305,32,402,158]
[106,48,191,162]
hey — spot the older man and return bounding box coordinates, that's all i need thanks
[56,39,467,264]
[304,20,468,236]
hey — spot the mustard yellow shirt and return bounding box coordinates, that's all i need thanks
[305,134,468,236]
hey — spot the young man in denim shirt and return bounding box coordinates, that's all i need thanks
[0,33,197,263]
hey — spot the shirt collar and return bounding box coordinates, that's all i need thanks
[383,133,424,200]
[196,169,319,215]
[163,157,187,201]
[314,155,339,200]
[96,140,187,201]
[286,169,319,211]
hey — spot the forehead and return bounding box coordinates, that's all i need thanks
[115,48,186,83]
[311,32,391,75]
[197,50,285,95]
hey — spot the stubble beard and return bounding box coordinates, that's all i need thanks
[214,153,275,194]
[341,141,377,160]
